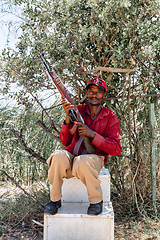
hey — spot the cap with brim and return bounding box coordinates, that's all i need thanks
[86,78,107,93]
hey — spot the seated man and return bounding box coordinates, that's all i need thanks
[44,78,122,215]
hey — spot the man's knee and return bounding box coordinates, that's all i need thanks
[47,150,71,168]
[72,155,89,176]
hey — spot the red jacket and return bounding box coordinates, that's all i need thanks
[60,104,122,164]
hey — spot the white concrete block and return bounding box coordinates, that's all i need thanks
[44,202,114,240]
[61,167,110,203]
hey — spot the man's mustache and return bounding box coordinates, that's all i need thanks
[89,97,100,100]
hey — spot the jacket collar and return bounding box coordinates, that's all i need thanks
[86,104,108,122]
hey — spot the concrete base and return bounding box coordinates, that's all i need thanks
[45,168,113,240]
[44,202,114,240]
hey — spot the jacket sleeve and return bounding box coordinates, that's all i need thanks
[60,123,73,146]
[91,114,122,156]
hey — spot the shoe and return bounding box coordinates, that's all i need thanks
[44,199,61,215]
[87,200,103,215]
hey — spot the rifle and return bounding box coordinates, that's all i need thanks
[38,53,95,155]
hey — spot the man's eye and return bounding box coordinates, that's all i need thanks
[89,91,101,95]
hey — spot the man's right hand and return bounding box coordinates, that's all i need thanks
[62,99,75,124]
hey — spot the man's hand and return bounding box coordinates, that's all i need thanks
[62,99,74,124]
[76,122,96,139]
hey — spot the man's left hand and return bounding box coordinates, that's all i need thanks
[76,122,96,139]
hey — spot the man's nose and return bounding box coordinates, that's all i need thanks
[92,92,97,96]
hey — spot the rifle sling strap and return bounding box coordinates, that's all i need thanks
[73,135,84,156]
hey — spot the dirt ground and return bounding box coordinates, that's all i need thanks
[114,220,160,240]
[0,220,160,240]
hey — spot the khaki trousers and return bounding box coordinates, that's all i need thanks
[47,150,104,204]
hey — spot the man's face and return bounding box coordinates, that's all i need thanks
[86,85,106,106]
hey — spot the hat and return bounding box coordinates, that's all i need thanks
[86,78,107,93]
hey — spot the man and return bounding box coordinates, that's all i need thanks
[44,78,122,215]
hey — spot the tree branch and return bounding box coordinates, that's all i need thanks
[0,170,44,208]
[26,87,61,134]
[8,124,47,164]
[105,93,160,101]
[82,66,136,75]
[35,120,61,142]
[80,93,160,104]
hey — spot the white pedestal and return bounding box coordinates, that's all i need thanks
[44,202,114,240]
[44,168,114,240]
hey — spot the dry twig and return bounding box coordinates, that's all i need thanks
[0,170,44,208]
[8,124,47,164]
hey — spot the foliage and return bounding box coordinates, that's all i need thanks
[0,0,160,219]
[0,105,63,184]
[0,0,159,103]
